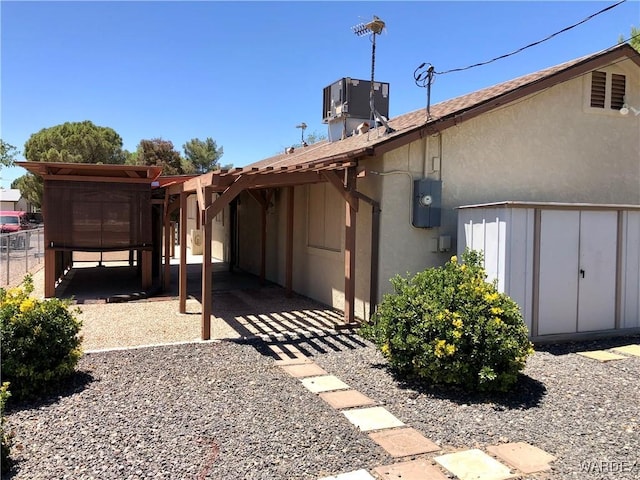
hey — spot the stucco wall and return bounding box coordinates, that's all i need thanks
[375,59,640,299]
[237,58,640,319]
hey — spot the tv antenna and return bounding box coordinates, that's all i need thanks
[295,122,307,146]
[351,15,394,136]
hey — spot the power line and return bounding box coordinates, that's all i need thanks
[425,0,628,77]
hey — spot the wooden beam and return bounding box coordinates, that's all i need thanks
[285,186,294,297]
[344,168,357,325]
[322,170,359,212]
[204,175,257,224]
[201,186,213,340]
[195,177,206,225]
[163,204,171,292]
[44,249,56,298]
[41,175,155,184]
[141,250,152,291]
[179,192,188,313]
[247,189,268,209]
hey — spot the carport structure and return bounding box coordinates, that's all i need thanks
[165,158,380,340]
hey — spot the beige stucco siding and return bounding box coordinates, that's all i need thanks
[374,59,639,299]
[237,58,639,320]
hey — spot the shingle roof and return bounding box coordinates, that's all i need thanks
[239,43,639,172]
[0,189,22,202]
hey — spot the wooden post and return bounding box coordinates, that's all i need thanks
[163,209,171,292]
[344,168,357,325]
[141,250,152,290]
[260,199,267,285]
[285,186,294,297]
[201,187,213,340]
[170,222,176,258]
[44,248,56,298]
[179,192,188,313]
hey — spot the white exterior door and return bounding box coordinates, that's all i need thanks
[577,211,617,332]
[537,210,617,335]
[538,210,580,335]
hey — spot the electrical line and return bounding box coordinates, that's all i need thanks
[428,0,628,76]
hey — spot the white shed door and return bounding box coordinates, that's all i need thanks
[538,210,580,335]
[538,210,617,335]
[577,211,617,332]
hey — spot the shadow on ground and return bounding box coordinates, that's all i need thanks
[535,333,640,356]
[4,371,94,414]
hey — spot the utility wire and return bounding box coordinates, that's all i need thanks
[432,0,627,76]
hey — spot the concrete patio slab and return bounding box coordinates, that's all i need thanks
[300,375,350,393]
[280,362,328,378]
[612,344,640,357]
[368,427,440,457]
[487,442,556,474]
[435,449,514,480]
[342,406,405,432]
[576,350,628,361]
[319,390,376,410]
[318,469,375,480]
[373,459,449,480]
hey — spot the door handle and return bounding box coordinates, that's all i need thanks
[579,269,585,278]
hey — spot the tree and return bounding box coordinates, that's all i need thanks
[182,137,225,174]
[619,25,640,52]
[0,140,18,169]
[11,174,43,209]
[24,121,126,164]
[135,138,190,176]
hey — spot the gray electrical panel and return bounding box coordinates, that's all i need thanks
[322,78,389,123]
[412,179,442,228]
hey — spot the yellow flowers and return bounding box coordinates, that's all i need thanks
[490,306,504,315]
[452,318,463,329]
[434,339,456,358]
[484,292,499,302]
[450,255,458,264]
[381,343,390,356]
[19,298,36,313]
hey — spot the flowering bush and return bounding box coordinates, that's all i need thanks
[1,382,11,473]
[0,275,83,401]
[361,250,534,392]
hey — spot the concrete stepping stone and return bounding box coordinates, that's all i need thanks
[576,350,627,362]
[342,406,405,432]
[319,390,376,409]
[373,459,449,480]
[487,442,556,474]
[300,375,350,393]
[612,344,640,357]
[280,362,328,378]
[318,469,375,480]
[274,356,313,366]
[435,449,514,480]
[368,427,440,457]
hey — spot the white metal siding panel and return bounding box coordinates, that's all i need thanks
[577,211,617,332]
[621,211,640,328]
[538,210,580,335]
[505,208,535,333]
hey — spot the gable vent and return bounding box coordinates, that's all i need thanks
[590,71,606,108]
[610,73,626,110]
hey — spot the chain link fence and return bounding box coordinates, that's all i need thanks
[0,227,45,287]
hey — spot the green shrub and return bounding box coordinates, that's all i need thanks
[0,275,83,401]
[1,382,11,474]
[361,250,534,392]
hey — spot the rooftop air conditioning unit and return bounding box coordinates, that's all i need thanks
[322,78,389,123]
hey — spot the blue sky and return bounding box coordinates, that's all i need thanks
[1,1,638,187]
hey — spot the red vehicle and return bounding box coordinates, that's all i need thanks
[0,211,33,249]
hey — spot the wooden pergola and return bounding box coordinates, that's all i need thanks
[18,162,163,298]
[164,158,381,340]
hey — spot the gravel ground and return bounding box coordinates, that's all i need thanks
[4,333,640,480]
